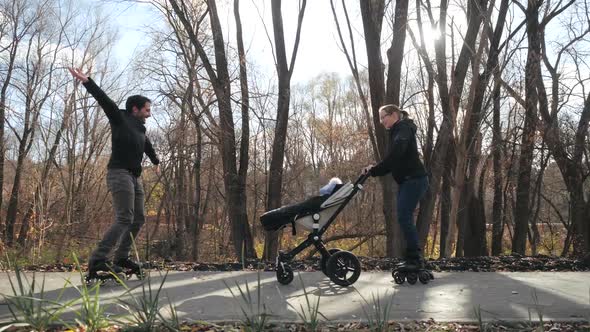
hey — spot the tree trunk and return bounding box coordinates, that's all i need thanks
[0,52,13,241]
[176,117,187,259]
[571,191,590,255]
[234,0,254,261]
[359,0,403,257]
[463,140,488,257]
[461,0,509,257]
[409,0,436,167]
[533,0,590,255]
[17,86,76,246]
[513,0,541,255]
[263,0,307,261]
[384,0,408,106]
[6,82,42,246]
[0,3,29,242]
[169,0,256,259]
[384,0,409,257]
[5,149,26,245]
[190,125,202,261]
[416,0,488,252]
[439,161,452,257]
[491,69,503,255]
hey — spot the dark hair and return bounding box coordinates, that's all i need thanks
[125,95,151,114]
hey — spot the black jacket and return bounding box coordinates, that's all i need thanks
[83,78,159,177]
[370,119,427,184]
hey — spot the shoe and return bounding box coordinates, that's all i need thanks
[397,248,425,270]
[114,257,142,271]
[88,258,123,273]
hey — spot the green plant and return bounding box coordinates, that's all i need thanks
[66,254,112,332]
[158,295,183,332]
[473,305,489,332]
[223,271,270,332]
[2,263,75,331]
[286,273,326,331]
[528,288,545,332]
[115,237,169,331]
[357,289,395,332]
[115,270,169,331]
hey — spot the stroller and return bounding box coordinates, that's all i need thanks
[260,173,370,287]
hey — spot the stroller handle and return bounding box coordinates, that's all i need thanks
[354,172,371,186]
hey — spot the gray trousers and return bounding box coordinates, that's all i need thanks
[90,168,145,262]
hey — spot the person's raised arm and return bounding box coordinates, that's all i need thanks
[68,67,122,125]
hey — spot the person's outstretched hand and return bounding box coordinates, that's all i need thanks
[68,67,89,83]
[362,165,373,175]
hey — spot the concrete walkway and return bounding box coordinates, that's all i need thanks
[0,271,588,324]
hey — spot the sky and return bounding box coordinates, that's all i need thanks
[106,0,367,85]
[100,0,450,133]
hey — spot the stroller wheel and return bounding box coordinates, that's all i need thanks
[276,264,294,285]
[320,248,341,276]
[326,251,361,287]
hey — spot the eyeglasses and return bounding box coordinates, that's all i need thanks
[379,113,392,121]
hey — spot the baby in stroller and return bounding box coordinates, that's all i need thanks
[260,174,370,286]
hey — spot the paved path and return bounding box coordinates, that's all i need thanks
[0,271,588,324]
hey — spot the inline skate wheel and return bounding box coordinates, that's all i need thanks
[407,272,418,285]
[126,270,145,280]
[418,270,431,284]
[84,275,95,286]
[136,270,145,280]
[112,273,128,285]
[393,271,405,285]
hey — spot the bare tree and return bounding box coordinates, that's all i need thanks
[458,0,510,257]
[16,0,85,245]
[491,64,504,255]
[531,0,588,254]
[263,0,307,261]
[415,0,489,255]
[4,0,60,245]
[0,0,40,243]
[169,0,256,259]
[511,0,543,255]
[330,0,378,162]
[358,0,408,257]
[234,0,252,260]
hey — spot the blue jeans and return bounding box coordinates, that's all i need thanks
[397,176,429,253]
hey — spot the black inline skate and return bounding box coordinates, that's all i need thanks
[85,259,126,285]
[392,250,434,285]
[114,257,146,280]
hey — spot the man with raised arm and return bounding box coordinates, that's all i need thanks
[68,68,160,280]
